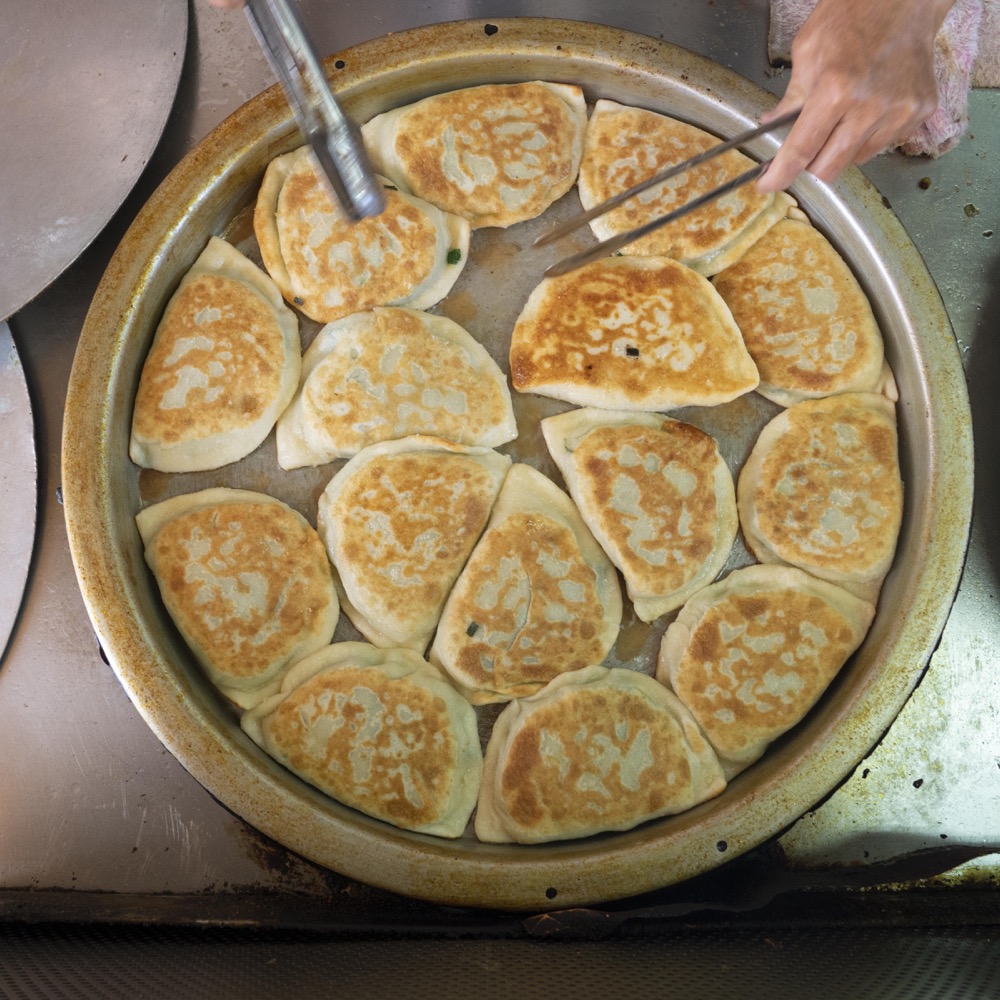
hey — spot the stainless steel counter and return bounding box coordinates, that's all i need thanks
[2,0,998,921]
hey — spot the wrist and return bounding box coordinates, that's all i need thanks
[879,0,956,32]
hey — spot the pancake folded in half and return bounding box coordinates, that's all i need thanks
[136,488,339,709]
[475,665,726,843]
[737,393,904,603]
[276,306,517,468]
[241,642,482,838]
[510,255,759,410]
[362,81,587,229]
[254,147,469,323]
[317,436,512,653]
[712,219,893,407]
[429,463,622,705]
[129,237,300,473]
[578,100,795,276]
[542,408,737,621]
[657,565,876,778]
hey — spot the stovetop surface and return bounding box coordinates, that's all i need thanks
[2,0,997,926]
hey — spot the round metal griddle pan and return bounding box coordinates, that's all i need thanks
[63,19,973,911]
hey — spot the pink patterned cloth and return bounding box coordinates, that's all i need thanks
[972,0,1000,86]
[769,0,997,157]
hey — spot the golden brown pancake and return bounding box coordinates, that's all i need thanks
[475,665,726,843]
[737,392,903,602]
[542,408,738,621]
[129,237,300,473]
[316,436,512,652]
[136,488,339,709]
[429,463,622,705]
[254,147,469,323]
[362,81,587,229]
[276,306,517,468]
[510,255,759,410]
[712,218,891,406]
[578,100,795,276]
[241,642,482,838]
[657,564,876,777]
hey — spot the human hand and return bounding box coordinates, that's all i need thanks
[758,0,955,192]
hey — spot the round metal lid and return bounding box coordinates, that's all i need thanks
[0,323,37,662]
[0,0,189,321]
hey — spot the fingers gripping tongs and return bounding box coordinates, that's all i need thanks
[535,109,800,277]
[244,0,384,220]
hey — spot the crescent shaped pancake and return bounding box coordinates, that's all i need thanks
[316,436,512,652]
[712,219,891,406]
[657,565,876,777]
[578,100,795,276]
[136,488,339,709]
[509,255,759,410]
[542,408,737,621]
[428,463,623,705]
[362,81,587,229]
[254,147,470,323]
[737,392,904,602]
[129,237,301,473]
[276,306,517,469]
[475,665,726,843]
[241,642,482,838]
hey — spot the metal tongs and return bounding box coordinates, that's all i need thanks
[535,109,801,277]
[244,0,384,221]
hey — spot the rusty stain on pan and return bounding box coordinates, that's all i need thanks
[62,19,973,911]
